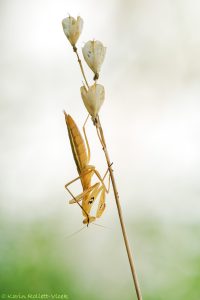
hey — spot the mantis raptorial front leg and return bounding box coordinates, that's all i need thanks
[64,165,111,224]
[66,182,105,224]
[65,180,105,224]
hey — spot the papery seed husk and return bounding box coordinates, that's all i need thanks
[82,40,106,74]
[80,84,105,118]
[62,16,83,46]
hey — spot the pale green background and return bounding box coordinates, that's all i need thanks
[0,0,200,299]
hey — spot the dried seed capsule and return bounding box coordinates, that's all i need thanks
[80,83,105,118]
[62,16,83,47]
[82,40,106,78]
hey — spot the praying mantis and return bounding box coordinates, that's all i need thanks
[64,112,110,225]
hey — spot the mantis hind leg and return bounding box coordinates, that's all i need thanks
[82,114,112,193]
[91,167,111,193]
[102,164,112,193]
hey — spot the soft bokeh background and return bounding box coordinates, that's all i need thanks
[1,0,200,299]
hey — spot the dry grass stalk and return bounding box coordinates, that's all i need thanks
[62,15,143,300]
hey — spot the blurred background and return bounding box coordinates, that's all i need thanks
[0,0,200,299]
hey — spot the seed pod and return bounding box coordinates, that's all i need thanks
[62,16,83,47]
[82,40,106,79]
[80,83,105,118]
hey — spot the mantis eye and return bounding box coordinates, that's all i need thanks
[88,197,94,204]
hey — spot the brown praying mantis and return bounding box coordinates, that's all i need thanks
[64,111,111,225]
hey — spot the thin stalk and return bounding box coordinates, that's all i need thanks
[96,116,143,300]
[73,49,143,300]
[73,46,89,89]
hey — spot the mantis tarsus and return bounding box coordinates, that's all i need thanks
[64,112,110,225]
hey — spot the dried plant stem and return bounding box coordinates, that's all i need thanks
[96,116,143,300]
[73,46,89,89]
[75,51,143,300]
